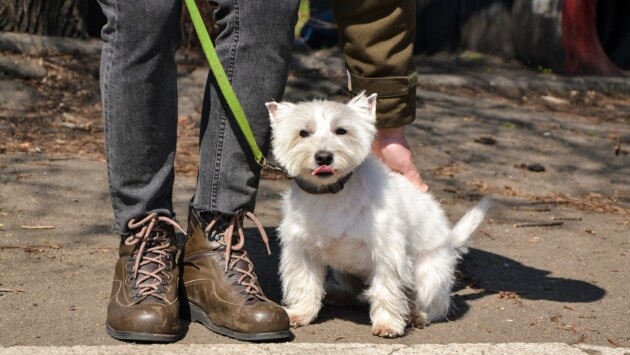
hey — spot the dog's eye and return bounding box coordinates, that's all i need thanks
[299,130,310,138]
[335,127,347,135]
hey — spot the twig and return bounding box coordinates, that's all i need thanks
[514,221,563,228]
[0,243,61,251]
[511,206,551,212]
[481,231,495,240]
[0,288,24,293]
[551,217,582,221]
[529,200,570,206]
[474,288,528,295]
[0,246,21,250]
[46,157,75,161]
[607,338,621,347]
[21,225,55,229]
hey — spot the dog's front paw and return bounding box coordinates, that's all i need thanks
[372,323,405,338]
[284,307,316,328]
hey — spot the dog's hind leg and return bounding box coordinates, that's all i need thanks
[279,237,326,327]
[412,248,457,323]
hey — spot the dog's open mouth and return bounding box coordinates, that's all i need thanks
[312,165,335,178]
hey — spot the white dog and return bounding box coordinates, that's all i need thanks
[266,93,490,338]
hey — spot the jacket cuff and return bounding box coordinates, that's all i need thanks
[347,70,417,128]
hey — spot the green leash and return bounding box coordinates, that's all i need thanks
[184,0,266,167]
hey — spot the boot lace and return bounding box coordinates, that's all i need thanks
[125,213,185,303]
[205,211,271,301]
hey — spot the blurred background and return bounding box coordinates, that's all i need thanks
[0,0,628,175]
[1,0,628,74]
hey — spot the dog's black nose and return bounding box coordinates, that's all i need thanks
[314,150,334,166]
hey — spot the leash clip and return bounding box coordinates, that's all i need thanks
[258,157,291,180]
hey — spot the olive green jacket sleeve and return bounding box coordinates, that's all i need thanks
[332,0,417,128]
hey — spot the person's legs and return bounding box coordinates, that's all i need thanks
[98,0,183,342]
[191,0,299,215]
[182,0,300,341]
[100,0,181,235]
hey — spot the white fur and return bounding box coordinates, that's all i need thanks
[267,93,490,338]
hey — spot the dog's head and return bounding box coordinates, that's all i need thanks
[266,92,377,184]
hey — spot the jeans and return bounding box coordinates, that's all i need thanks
[98,0,300,234]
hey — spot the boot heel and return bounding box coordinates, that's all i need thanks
[188,301,207,323]
[187,301,292,341]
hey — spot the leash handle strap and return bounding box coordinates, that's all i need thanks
[184,0,266,166]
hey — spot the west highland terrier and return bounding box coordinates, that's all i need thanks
[266,92,490,338]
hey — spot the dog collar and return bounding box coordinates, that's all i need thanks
[293,173,353,194]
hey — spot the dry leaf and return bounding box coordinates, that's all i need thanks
[17,142,31,151]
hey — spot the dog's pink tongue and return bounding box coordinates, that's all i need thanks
[312,165,335,176]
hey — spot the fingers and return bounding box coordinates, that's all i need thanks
[405,167,429,192]
[372,128,429,192]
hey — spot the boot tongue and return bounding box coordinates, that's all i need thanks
[223,251,265,303]
[217,233,268,303]
[135,249,166,304]
[131,228,174,304]
[201,212,271,303]
[312,165,335,176]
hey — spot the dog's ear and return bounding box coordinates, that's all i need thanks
[365,93,377,117]
[266,101,294,124]
[348,91,377,118]
[265,102,280,123]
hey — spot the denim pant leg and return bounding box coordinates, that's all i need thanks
[191,0,300,215]
[99,0,181,234]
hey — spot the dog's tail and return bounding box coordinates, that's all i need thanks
[452,197,492,254]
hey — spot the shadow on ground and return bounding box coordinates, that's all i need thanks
[457,248,607,302]
[246,227,606,327]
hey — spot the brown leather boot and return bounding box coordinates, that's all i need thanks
[182,209,292,341]
[106,213,184,342]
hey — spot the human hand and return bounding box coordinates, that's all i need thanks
[371,127,429,192]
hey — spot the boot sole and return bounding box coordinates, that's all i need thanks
[188,301,293,341]
[106,324,182,343]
